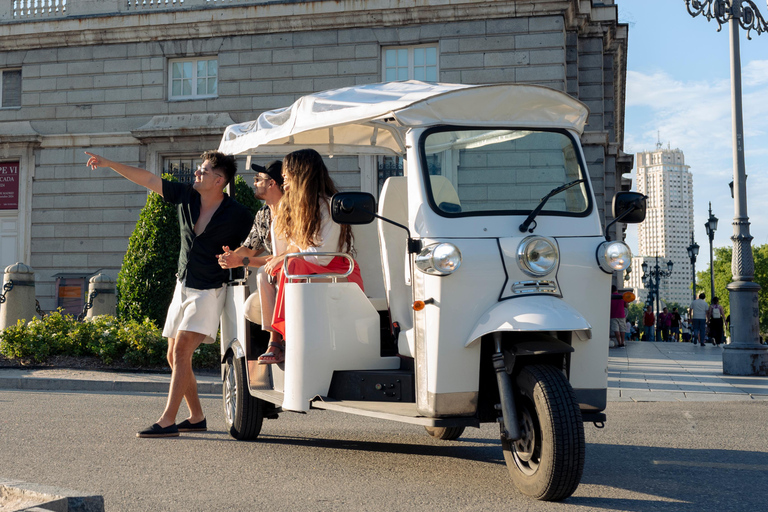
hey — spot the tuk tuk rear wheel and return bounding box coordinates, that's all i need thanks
[424,426,465,440]
[501,364,585,501]
[223,353,264,440]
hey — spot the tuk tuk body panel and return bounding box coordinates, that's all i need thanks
[412,238,504,416]
[555,237,612,397]
[220,283,251,365]
[282,281,400,412]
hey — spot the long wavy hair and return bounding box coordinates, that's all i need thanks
[274,149,353,254]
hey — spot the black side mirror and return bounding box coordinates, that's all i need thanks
[331,192,376,225]
[612,191,646,224]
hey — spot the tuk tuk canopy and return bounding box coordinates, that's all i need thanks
[218,81,590,157]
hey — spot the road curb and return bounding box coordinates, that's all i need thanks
[0,376,222,395]
[0,477,104,512]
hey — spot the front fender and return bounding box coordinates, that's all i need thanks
[465,295,592,347]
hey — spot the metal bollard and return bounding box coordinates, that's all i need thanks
[0,262,37,330]
[85,273,117,320]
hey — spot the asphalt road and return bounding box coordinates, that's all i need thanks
[1,389,767,512]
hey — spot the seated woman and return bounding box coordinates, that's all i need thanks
[259,148,364,364]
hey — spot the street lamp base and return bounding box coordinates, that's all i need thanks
[722,345,768,376]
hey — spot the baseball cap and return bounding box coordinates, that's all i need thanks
[251,160,283,186]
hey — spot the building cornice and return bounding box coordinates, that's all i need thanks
[2,0,582,50]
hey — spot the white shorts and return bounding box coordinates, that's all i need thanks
[162,280,226,344]
[610,318,626,333]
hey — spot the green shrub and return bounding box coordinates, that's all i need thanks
[0,312,219,368]
[234,175,262,215]
[117,173,180,326]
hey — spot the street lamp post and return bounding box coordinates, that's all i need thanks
[685,0,768,375]
[687,235,700,303]
[642,256,674,339]
[705,202,718,301]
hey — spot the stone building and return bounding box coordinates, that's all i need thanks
[0,0,630,312]
[628,144,695,308]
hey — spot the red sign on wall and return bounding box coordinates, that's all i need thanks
[0,162,19,210]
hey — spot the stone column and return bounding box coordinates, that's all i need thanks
[0,263,37,330]
[86,273,117,319]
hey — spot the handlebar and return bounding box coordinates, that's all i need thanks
[282,252,354,283]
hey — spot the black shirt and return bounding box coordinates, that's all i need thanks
[162,180,254,290]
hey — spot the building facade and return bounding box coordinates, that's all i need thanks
[0,0,630,312]
[628,145,694,308]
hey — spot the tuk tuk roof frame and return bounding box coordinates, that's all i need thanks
[218,81,590,157]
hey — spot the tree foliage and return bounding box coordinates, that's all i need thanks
[234,175,262,216]
[117,174,180,326]
[626,302,645,325]
[697,244,768,334]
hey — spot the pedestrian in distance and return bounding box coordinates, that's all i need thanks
[658,307,671,342]
[670,307,682,342]
[86,151,254,438]
[707,296,726,346]
[643,305,655,342]
[690,292,709,346]
[609,285,627,347]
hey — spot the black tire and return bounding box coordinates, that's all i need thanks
[424,426,465,440]
[223,353,263,440]
[501,364,585,501]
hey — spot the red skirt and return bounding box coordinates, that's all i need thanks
[270,255,364,336]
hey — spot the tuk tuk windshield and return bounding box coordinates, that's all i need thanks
[421,128,589,216]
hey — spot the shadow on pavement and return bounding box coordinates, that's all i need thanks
[572,442,768,511]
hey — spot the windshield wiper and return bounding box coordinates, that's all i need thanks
[518,179,585,233]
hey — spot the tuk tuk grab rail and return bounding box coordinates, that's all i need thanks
[281,252,354,283]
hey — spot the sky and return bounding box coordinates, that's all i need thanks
[616,0,768,256]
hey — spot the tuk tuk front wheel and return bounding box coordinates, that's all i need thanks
[223,353,264,440]
[424,426,465,440]
[501,364,585,501]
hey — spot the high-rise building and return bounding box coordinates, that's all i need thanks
[627,144,694,308]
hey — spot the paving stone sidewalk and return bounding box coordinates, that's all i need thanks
[1,341,766,402]
[609,340,768,402]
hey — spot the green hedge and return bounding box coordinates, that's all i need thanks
[0,311,219,368]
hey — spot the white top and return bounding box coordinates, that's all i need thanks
[691,298,709,320]
[270,219,288,257]
[298,198,340,267]
[219,81,590,157]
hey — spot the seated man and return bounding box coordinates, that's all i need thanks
[218,160,286,363]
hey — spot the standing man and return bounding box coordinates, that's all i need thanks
[690,292,709,346]
[218,160,286,363]
[609,285,627,348]
[670,307,682,342]
[86,151,253,437]
[642,305,655,342]
[659,307,671,342]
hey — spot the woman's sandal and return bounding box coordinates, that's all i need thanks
[258,342,285,364]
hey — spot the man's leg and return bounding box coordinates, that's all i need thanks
[157,330,207,428]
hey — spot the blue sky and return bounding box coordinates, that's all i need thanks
[617,0,768,255]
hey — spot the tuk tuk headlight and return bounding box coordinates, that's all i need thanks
[415,243,462,276]
[517,236,559,276]
[597,241,632,273]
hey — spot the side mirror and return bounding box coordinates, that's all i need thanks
[612,191,646,224]
[331,192,376,225]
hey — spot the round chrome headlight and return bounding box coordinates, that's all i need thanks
[597,241,632,273]
[415,243,462,276]
[517,236,559,276]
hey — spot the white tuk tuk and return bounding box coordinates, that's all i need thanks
[217,81,644,501]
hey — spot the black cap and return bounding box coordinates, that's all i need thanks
[251,160,283,186]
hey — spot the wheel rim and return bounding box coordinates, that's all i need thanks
[224,362,237,425]
[512,402,541,476]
